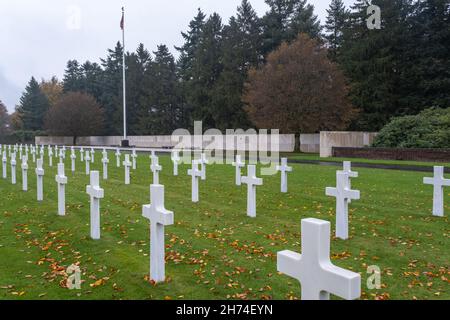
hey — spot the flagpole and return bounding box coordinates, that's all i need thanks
[121,7,128,147]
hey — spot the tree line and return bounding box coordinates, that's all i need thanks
[2,0,448,141]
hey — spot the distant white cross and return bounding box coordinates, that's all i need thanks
[70,150,76,173]
[142,184,174,283]
[188,160,202,202]
[85,151,91,175]
[276,158,292,193]
[80,147,84,162]
[241,165,263,218]
[102,150,109,180]
[86,171,104,240]
[326,172,360,240]
[341,161,358,204]
[90,148,95,163]
[423,166,450,217]
[48,147,53,167]
[171,151,180,176]
[198,153,209,181]
[21,156,28,191]
[232,155,245,186]
[131,149,137,170]
[2,151,7,179]
[55,163,67,216]
[123,154,132,185]
[35,159,44,201]
[115,148,121,167]
[10,152,16,185]
[151,156,162,184]
[277,218,361,300]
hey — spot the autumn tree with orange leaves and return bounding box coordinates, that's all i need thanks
[243,33,358,134]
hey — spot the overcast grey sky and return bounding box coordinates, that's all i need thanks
[0,0,355,112]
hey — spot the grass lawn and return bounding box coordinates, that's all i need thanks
[285,153,450,168]
[0,152,448,300]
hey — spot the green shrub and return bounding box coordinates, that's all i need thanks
[372,107,450,148]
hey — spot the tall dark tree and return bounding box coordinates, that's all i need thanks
[80,61,104,101]
[17,77,50,131]
[211,0,262,130]
[324,0,349,60]
[184,13,224,129]
[0,100,10,137]
[100,42,124,135]
[63,60,83,92]
[290,0,322,39]
[137,45,180,134]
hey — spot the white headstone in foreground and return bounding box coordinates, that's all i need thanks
[326,172,360,240]
[232,155,245,186]
[276,158,292,193]
[35,159,44,201]
[11,152,17,185]
[423,166,450,217]
[102,151,109,180]
[2,151,7,179]
[142,184,174,283]
[86,171,104,240]
[85,151,91,175]
[55,163,67,216]
[123,154,132,185]
[241,165,263,218]
[150,156,162,184]
[21,156,28,191]
[188,160,202,203]
[171,151,180,176]
[277,218,361,300]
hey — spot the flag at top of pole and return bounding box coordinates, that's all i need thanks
[120,7,128,147]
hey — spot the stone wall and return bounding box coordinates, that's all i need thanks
[320,131,378,157]
[300,134,320,153]
[35,134,297,152]
[333,147,450,162]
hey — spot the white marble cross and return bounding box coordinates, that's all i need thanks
[277,218,361,300]
[55,163,67,216]
[188,160,202,202]
[241,165,263,218]
[232,155,245,186]
[341,161,358,203]
[151,155,162,184]
[10,152,16,184]
[115,148,121,167]
[48,147,53,167]
[39,146,44,161]
[326,172,360,240]
[2,151,7,179]
[21,156,28,191]
[90,148,95,163]
[35,159,44,201]
[131,149,137,170]
[101,150,109,180]
[31,147,36,163]
[142,184,174,283]
[123,154,132,185]
[423,166,450,217]
[171,151,180,176]
[85,151,91,175]
[276,158,292,193]
[70,149,76,173]
[198,153,208,181]
[80,147,84,162]
[86,171,104,240]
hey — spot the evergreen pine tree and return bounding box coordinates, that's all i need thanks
[17,77,50,131]
[324,0,349,60]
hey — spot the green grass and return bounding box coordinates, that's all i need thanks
[285,153,450,168]
[0,152,448,300]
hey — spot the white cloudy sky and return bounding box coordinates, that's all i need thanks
[0,0,355,112]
